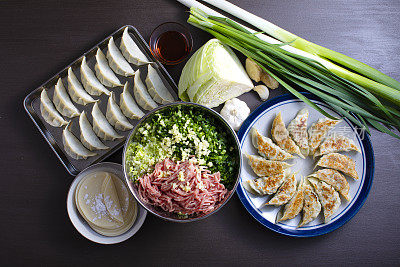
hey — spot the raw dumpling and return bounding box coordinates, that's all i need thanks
[120,82,145,120]
[265,173,297,206]
[287,108,309,157]
[308,177,341,223]
[246,154,292,177]
[308,168,350,201]
[251,128,294,161]
[314,134,360,158]
[308,117,341,155]
[133,69,158,110]
[91,102,123,141]
[95,48,123,87]
[106,37,135,77]
[243,172,288,196]
[67,67,97,105]
[79,111,108,151]
[106,92,133,131]
[62,122,96,159]
[120,27,151,65]
[145,64,174,104]
[299,179,321,227]
[315,153,359,180]
[80,56,110,96]
[277,177,305,222]
[271,112,304,158]
[40,89,69,127]
[53,78,80,118]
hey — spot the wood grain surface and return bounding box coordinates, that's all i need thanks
[0,0,399,266]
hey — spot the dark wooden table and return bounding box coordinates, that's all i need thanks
[1,0,399,265]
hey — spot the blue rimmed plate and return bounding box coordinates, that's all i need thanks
[237,93,374,237]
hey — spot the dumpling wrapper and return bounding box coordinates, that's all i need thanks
[120,82,145,119]
[63,122,96,160]
[265,172,297,206]
[91,102,123,141]
[308,168,351,201]
[308,177,341,223]
[95,48,123,87]
[40,89,69,127]
[145,64,174,104]
[101,174,124,224]
[79,111,108,151]
[315,153,359,180]
[80,56,110,96]
[271,112,304,158]
[308,117,341,155]
[243,172,288,196]
[277,177,305,222]
[67,67,97,105]
[246,154,292,177]
[106,92,133,131]
[314,134,360,158]
[106,37,135,77]
[251,128,294,161]
[133,69,158,110]
[299,179,321,227]
[120,27,151,66]
[53,78,80,118]
[287,108,309,157]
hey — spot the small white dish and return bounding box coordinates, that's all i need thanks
[67,162,147,244]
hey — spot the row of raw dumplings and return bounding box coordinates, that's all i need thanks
[244,109,361,227]
[39,27,175,160]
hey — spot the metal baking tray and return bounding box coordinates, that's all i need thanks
[24,25,179,176]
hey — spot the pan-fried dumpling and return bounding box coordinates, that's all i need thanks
[243,172,288,196]
[67,67,97,105]
[246,154,292,177]
[251,128,294,161]
[53,78,80,118]
[299,179,321,227]
[308,168,350,201]
[314,134,360,158]
[133,69,158,110]
[80,56,110,96]
[40,89,69,127]
[79,111,108,151]
[145,64,174,104]
[308,177,341,223]
[277,177,305,222]
[271,112,304,158]
[265,173,297,206]
[308,117,341,155]
[287,108,309,157]
[120,82,145,120]
[315,153,359,180]
[120,27,151,66]
[106,92,133,131]
[95,48,123,87]
[106,37,135,77]
[91,102,123,141]
[63,122,97,159]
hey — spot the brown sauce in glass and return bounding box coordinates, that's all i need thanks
[154,31,190,63]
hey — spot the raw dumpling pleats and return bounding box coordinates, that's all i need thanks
[120,27,151,66]
[40,89,69,127]
[95,48,123,87]
[271,112,304,158]
[308,177,341,223]
[246,154,292,177]
[145,64,174,104]
[299,179,321,227]
[308,168,350,201]
[314,134,360,158]
[67,67,97,105]
[308,117,341,155]
[315,153,359,180]
[79,111,108,151]
[133,70,158,110]
[251,128,294,161]
[243,172,288,196]
[106,37,135,77]
[287,108,309,157]
[80,56,110,96]
[91,102,123,141]
[120,82,145,119]
[62,122,96,159]
[277,177,305,222]
[265,173,297,206]
[53,78,80,118]
[106,92,133,131]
